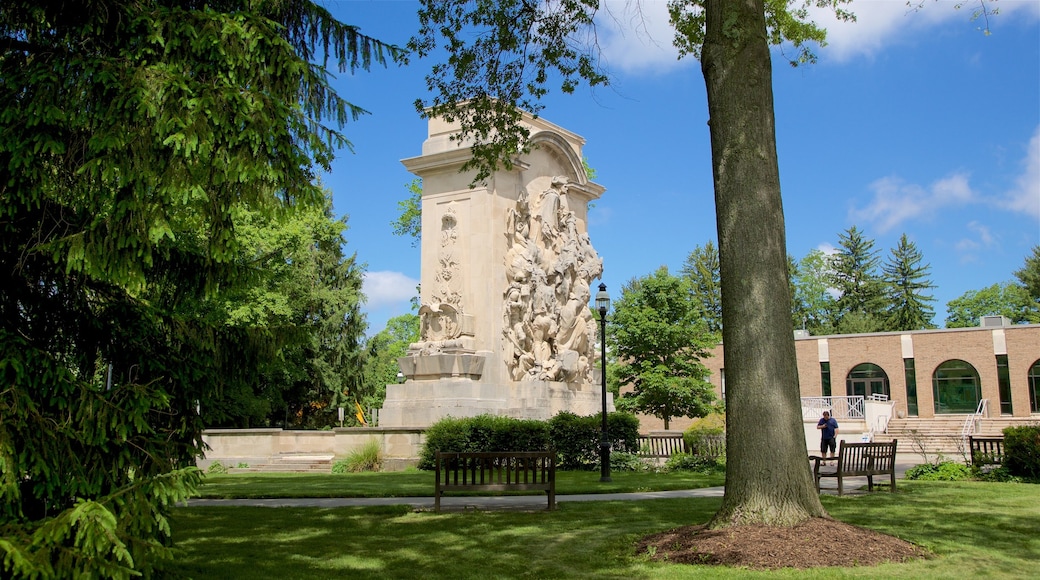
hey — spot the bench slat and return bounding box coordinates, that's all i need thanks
[434,451,556,511]
[811,440,897,496]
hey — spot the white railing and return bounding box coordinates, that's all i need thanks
[867,393,890,402]
[961,399,989,439]
[874,414,890,434]
[801,396,865,420]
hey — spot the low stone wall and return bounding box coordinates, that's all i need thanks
[199,427,425,471]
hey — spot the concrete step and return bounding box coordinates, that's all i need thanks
[228,453,334,473]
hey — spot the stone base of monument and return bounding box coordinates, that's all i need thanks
[378,377,614,428]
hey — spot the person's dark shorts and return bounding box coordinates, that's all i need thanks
[821,437,836,455]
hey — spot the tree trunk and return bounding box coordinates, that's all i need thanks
[701,0,827,527]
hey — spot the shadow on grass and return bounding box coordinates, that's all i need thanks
[824,481,1040,567]
[170,500,718,580]
[172,481,1040,579]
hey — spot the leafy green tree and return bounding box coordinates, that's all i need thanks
[609,268,719,430]
[681,241,723,333]
[830,226,885,333]
[391,178,423,247]
[791,249,836,335]
[361,313,421,417]
[213,193,367,429]
[194,193,366,429]
[882,234,936,331]
[1015,245,1040,322]
[0,2,400,576]
[945,282,1034,327]
[408,0,859,527]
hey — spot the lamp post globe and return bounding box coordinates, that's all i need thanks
[595,283,611,483]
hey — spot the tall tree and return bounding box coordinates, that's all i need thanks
[226,193,368,429]
[681,241,723,333]
[610,268,719,430]
[945,282,1034,328]
[791,249,836,335]
[882,234,936,331]
[1014,245,1040,322]
[362,312,422,416]
[409,0,854,528]
[0,2,401,576]
[830,226,885,333]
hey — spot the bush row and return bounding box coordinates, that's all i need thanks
[417,412,640,470]
[1003,425,1040,480]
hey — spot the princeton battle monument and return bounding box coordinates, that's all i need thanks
[378,113,613,427]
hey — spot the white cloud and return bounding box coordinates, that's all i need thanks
[816,242,838,256]
[851,173,975,233]
[362,271,419,308]
[955,220,998,262]
[809,0,1040,63]
[1000,125,1040,220]
[593,1,1040,70]
[595,0,687,74]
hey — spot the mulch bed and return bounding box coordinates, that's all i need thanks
[635,517,931,570]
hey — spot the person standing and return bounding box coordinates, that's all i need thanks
[817,411,839,460]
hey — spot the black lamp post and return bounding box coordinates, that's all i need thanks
[595,282,611,483]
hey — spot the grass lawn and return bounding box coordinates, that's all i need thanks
[196,469,726,498]
[170,480,1039,579]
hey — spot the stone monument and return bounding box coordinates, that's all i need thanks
[378,112,613,427]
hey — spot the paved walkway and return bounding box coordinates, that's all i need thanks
[183,453,927,511]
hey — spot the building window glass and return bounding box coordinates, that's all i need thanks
[820,362,831,397]
[904,359,918,416]
[1029,360,1040,414]
[996,355,1013,415]
[932,359,982,414]
[846,363,889,398]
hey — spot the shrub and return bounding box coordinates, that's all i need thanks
[418,412,637,471]
[610,451,651,472]
[904,460,971,481]
[206,461,228,475]
[665,453,725,474]
[683,412,726,459]
[976,466,1023,483]
[548,411,640,470]
[1003,425,1040,480]
[418,414,551,470]
[334,439,383,473]
[547,411,597,470]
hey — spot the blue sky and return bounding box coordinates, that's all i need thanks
[318,0,1040,335]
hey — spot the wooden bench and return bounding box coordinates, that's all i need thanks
[636,434,688,459]
[810,440,898,496]
[433,451,555,512]
[969,436,1004,468]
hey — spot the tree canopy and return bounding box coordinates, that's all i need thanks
[945,282,1034,327]
[681,241,723,333]
[830,226,885,333]
[610,267,719,430]
[882,234,936,331]
[0,1,400,576]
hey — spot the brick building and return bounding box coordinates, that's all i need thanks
[638,321,1040,432]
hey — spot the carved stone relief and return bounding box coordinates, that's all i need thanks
[502,176,603,383]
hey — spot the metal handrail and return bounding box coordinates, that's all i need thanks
[961,399,989,439]
[801,396,865,420]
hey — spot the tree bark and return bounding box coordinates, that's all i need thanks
[701,0,827,527]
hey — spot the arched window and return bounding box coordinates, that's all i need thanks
[846,363,889,398]
[1029,359,1040,414]
[932,359,981,414]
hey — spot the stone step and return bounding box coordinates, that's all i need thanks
[228,453,334,473]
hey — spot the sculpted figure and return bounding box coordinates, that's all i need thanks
[556,280,591,355]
